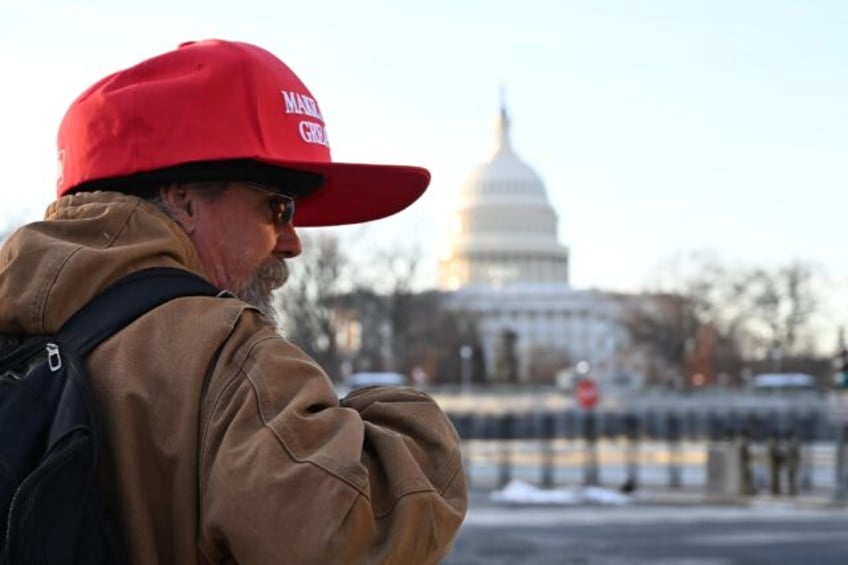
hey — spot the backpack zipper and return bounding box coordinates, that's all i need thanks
[46,343,62,372]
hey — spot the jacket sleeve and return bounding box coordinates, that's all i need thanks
[198,327,467,565]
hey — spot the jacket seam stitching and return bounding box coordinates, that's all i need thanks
[197,309,256,501]
[210,332,372,496]
[37,247,82,332]
[37,198,140,331]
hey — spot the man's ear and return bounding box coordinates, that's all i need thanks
[158,183,197,233]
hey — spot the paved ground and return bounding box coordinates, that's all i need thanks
[443,488,848,564]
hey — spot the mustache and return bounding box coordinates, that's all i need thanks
[256,256,289,290]
[232,256,289,323]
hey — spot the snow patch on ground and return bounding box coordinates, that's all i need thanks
[489,480,632,505]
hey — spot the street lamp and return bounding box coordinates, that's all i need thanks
[460,345,473,395]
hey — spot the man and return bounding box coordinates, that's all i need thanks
[784,430,801,497]
[0,39,466,563]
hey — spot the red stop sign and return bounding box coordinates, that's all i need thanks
[576,379,599,409]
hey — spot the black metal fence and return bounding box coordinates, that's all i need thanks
[446,408,833,492]
[448,409,829,443]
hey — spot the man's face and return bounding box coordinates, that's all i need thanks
[172,182,302,320]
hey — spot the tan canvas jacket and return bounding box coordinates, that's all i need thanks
[0,191,467,564]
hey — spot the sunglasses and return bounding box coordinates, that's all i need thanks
[243,182,296,226]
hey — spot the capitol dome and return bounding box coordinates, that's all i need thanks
[439,105,569,289]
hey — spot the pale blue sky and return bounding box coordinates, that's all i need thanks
[1,0,846,338]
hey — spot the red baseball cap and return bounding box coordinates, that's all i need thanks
[56,39,430,227]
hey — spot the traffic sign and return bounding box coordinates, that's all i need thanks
[576,379,600,409]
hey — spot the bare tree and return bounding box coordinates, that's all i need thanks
[397,291,485,386]
[493,329,519,384]
[731,261,819,359]
[333,288,387,373]
[638,251,824,384]
[276,230,351,381]
[278,228,489,386]
[367,243,422,295]
[527,345,571,385]
[650,250,729,325]
[623,292,699,385]
[277,230,451,384]
[348,241,423,372]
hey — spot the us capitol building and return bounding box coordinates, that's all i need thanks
[438,105,652,390]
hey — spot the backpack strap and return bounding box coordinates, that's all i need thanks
[57,267,222,355]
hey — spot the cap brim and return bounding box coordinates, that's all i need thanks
[279,162,430,227]
[70,156,429,227]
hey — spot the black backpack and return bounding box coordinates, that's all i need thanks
[0,267,220,564]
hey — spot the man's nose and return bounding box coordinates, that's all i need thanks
[275,224,302,258]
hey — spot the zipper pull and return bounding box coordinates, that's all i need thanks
[46,342,63,372]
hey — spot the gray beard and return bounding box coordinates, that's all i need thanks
[234,257,289,324]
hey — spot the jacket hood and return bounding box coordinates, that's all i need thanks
[0,191,207,334]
